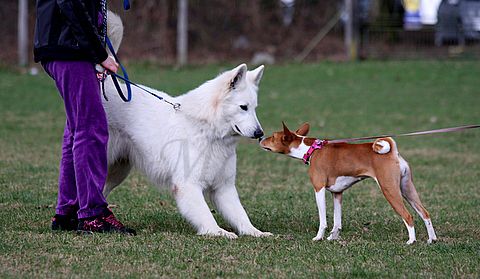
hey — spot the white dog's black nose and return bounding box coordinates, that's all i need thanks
[253,129,264,139]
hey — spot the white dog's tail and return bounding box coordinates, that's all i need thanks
[106,11,124,54]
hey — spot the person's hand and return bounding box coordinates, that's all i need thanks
[101,56,119,73]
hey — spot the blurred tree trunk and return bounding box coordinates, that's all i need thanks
[158,0,171,60]
[177,0,188,66]
[248,0,261,33]
[18,0,28,66]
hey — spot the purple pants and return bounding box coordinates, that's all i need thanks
[43,61,109,219]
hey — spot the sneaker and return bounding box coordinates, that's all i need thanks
[77,209,136,235]
[51,214,78,231]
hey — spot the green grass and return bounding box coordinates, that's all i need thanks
[1,61,479,278]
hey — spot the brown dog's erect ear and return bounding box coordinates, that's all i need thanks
[282,122,294,141]
[295,122,310,136]
[282,122,291,134]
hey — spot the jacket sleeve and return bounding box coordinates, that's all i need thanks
[56,0,108,64]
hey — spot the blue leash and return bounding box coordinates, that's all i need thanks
[101,37,180,110]
[97,0,131,102]
[105,36,132,102]
[98,0,180,110]
[106,69,181,111]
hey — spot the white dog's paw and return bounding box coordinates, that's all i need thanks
[198,228,238,239]
[239,226,274,237]
[327,234,340,241]
[218,230,238,239]
[258,231,274,237]
[241,229,273,238]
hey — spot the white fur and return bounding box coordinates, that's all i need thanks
[288,137,310,159]
[106,11,123,53]
[319,176,363,240]
[327,176,362,193]
[374,140,391,154]
[312,187,327,241]
[103,15,271,238]
[399,155,409,174]
[327,193,342,240]
[403,219,416,245]
[424,219,438,244]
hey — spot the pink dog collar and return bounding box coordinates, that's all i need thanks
[302,139,328,165]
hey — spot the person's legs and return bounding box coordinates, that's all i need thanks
[45,61,134,235]
[55,120,79,216]
[44,61,109,219]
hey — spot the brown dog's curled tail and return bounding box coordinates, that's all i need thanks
[372,137,397,155]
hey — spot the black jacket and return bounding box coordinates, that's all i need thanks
[34,0,108,64]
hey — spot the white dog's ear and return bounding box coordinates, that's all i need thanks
[229,64,247,90]
[248,65,265,86]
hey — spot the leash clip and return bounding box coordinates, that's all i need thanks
[173,103,181,111]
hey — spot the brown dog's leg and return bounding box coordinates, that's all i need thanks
[310,172,328,241]
[375,168,416,244]
[398,156,438,243]
[327,192,343,240]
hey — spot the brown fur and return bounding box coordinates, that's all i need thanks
[260,122,435,240]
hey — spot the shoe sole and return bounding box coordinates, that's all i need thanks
[76,229,136,236]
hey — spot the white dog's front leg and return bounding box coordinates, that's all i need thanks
[211,184,272,237]
[174,184,237,239]
[327,192,342,241]
[313,187,327,241]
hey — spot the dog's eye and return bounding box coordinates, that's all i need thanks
[240,105,248,111]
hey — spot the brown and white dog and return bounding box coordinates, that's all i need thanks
[259,122,438,244]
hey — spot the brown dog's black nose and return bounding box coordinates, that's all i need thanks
[253,129,264,139]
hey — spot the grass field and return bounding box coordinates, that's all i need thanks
[1,61,479,278]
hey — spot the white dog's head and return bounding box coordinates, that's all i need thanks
[222,64,265,139]
[182,64,265,139]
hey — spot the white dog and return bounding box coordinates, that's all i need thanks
[102,13,271,238]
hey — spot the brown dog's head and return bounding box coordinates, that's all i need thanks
[259,122,311,155]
